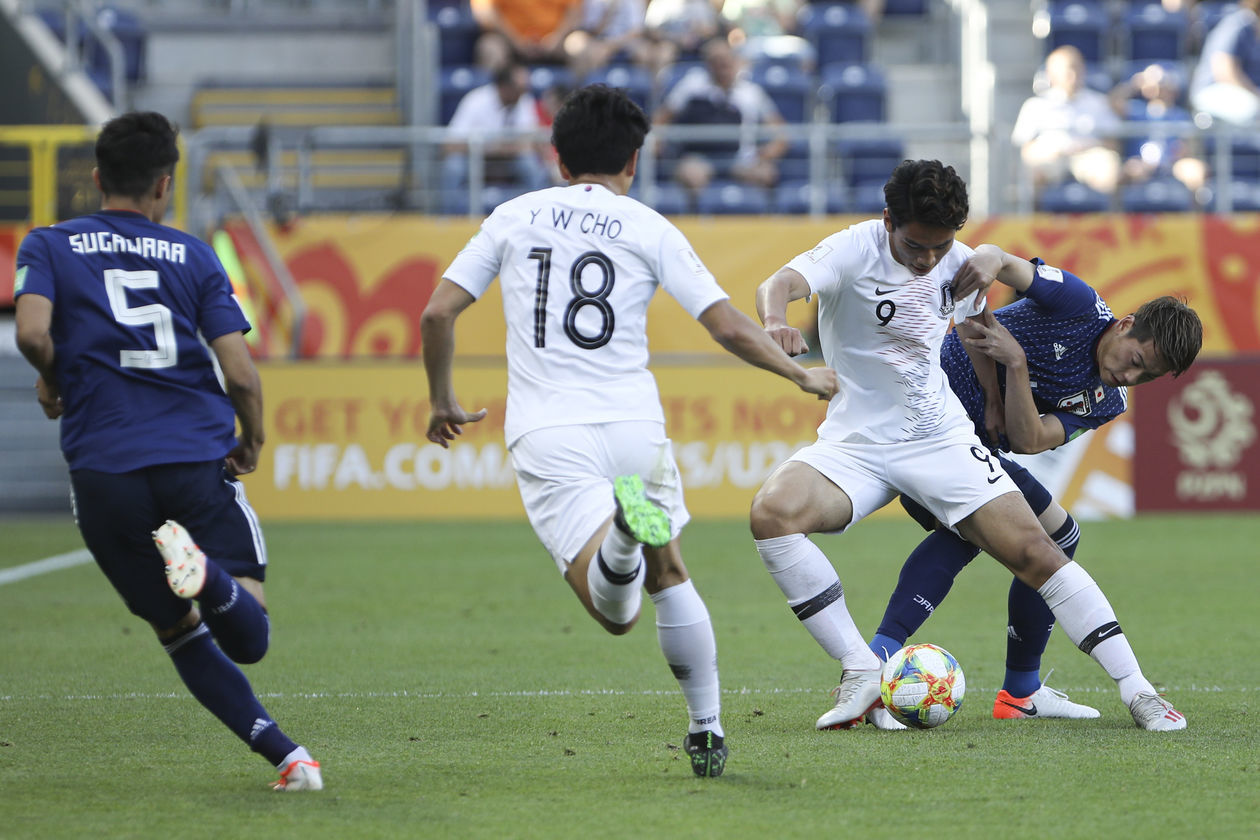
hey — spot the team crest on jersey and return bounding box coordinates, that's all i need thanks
[1053,342,1067,359]
[938,279,955,317]
[1037,264,1064,283]
[1058,390,1093,416]
[804,243,832,263]
[13,265,26,293]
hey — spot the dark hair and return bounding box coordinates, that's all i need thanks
[493,59,524,87]
[551,84,649,177]
[95,111,179,200]
[884,159,969,231]
[1129,296,1202,377]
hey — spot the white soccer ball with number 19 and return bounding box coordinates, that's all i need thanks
[880,643,966,729]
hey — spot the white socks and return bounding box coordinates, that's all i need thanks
[755,534,880,672]
[1037,561,1155,704]
[653,580,723,737]
[587,523,645,625]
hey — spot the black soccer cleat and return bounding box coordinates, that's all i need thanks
[683,730,728,778]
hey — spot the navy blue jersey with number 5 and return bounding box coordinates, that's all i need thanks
[940,259,1128,452]
[14,209,250,472]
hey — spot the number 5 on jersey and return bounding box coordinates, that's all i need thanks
[104,268,178,369]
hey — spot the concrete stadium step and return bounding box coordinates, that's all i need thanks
[190,83,400,130]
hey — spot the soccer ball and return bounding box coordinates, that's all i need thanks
[880,643,966,729]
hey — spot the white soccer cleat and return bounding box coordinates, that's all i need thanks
[816,668,882,730]
[153,519,207,599]
[993,682,1101,720]
[273,759,323,791]
[865,702,908,731]
[1128,691,1187,731]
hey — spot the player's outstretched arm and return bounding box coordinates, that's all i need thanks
[956,310,1005,446]
[210,331,265,475]
[421,279,488,448]
[954,244,1034,300]
[960,318,1066,454]
[14,293,62,419]
[698,299,839,401]
[755,267,812,357]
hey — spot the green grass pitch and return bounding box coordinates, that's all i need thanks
[2,514,1258,839]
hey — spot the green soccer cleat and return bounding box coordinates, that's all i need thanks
[613,474,671,548]
[684,731,728,778]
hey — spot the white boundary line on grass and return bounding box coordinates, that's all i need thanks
[0,684,1249,703]
[0,548,92,586]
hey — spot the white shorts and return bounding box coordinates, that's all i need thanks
[788,430,1019,532]
[509,421,690,572]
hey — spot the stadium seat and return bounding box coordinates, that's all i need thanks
[528,65,576,99]
[776,140,812,181]
[439,66,489,125]
[834,136,904,186]
[751,64,814,123]
[773,179,850,214]
[821,63,887,123]
[1124,3,1188,63]
[696,180,771,215]
[884,0,929,15]
[1121,177,1195,213]
[798,3,872,69]
[850,182,887,213]
[655,61,706,104]
[431,3,479,68]
[1045,1,1110,64]
[588,64,654,112]
[638,183,691,216]
[1205,179,1260,212]
[1036,180,1111,213]
[740,35,816,73]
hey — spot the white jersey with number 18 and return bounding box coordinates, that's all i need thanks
[785,218,986,445]
[443,183,729,447]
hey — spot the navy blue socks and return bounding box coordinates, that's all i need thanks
[198,559,270,664]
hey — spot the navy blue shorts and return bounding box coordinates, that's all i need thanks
[901,453,1053,530]
[70,461,267,629]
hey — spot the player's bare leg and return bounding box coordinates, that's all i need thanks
[959,494,1185,730]
[750,461,884,730]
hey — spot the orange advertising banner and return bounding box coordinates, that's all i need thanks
[249,360,840,521]
[257,213,1257,359]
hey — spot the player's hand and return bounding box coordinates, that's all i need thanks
[765,324,809,357]
[799,366,841,401]
[951,252,1001,301]
[962,320,1026,368]
[35,376,63,419]
[225,438,262,476]
[427,403,488,449]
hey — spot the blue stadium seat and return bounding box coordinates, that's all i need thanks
[528,65,576,99]
[1206,179,1260,211]
[1124,3,1188,63]
[740,35,816,73]
[884,0,928,15]
[588,64,654,112]
[655,61,706,104]
[1121,177,1195,213]
[774,180,850,214]
[439,66,489,125]
[798,3,872,69]
[1046,1,1110,64]
[751,64,813,123]
[821,63,887,123]
[835,136,904,186]
[850,182,887,213]
[696,180,771,215]
[638,183,691,215]
[85,6,147,84]
[1037,180,1111,213]
[431,3,479,68]
[776,140,812,181]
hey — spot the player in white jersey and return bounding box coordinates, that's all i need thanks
[749,160,1186,733]
[421,84,841,777]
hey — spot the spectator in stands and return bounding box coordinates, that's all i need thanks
[653,37,788,197]
[472,0,585,71]
[1189,0,1260,126]
[440,61,552,205]
[644,0,730,65]
[1011,45,1122,198]
[1111,62,1208,198]
[565,0,659,79]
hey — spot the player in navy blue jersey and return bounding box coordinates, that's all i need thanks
[13,111,321,790]
[865,246,1202,728]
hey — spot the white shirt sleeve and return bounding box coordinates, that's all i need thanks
[655,224,730,319]
[442,221,501,300]
[784,229,856,296]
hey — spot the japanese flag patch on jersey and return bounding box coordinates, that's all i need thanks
[1036,264,1064,283]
